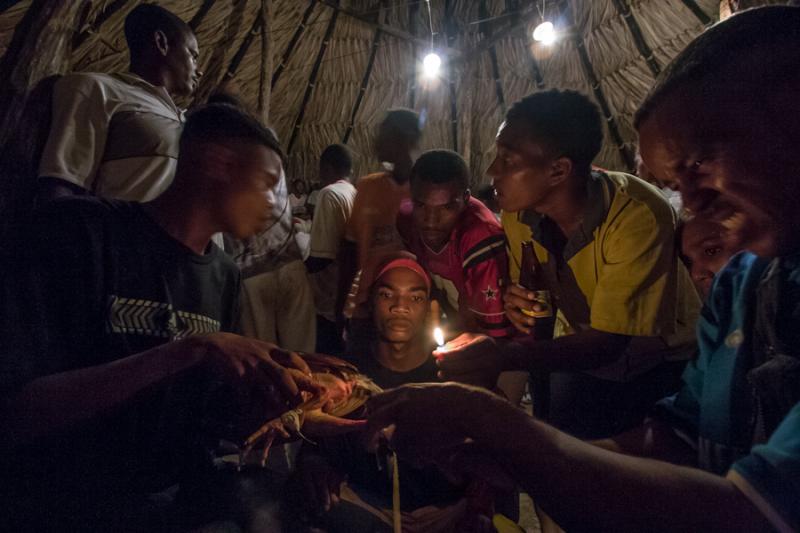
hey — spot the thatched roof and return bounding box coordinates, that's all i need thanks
[0,0,723,186]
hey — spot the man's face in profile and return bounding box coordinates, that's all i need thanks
[163,30,201,97]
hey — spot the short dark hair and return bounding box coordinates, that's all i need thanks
[181,104,285,162]
[125,4,192,58]
[411,149,470,191]
[505,90,603,174]
[380,108,423,144]
[320,144,353,176]
[635,6,800,129]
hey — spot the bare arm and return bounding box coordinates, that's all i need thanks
[2,338,204,446]
[367,384,773,533]
[504,328,630,373]
[1,333,317,448]
[497,414,771,533]
[590,417,697,466]
[436,329,630,385]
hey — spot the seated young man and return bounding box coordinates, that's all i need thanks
[0,104,320,530]
[292,258,504,532]
[365,7,800,532]
[679,215,738,299]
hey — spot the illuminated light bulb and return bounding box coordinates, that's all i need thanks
[434,327,445,348]
[423,52,441,78]
[533,21,556,44]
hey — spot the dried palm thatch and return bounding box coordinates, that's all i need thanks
[0,0,726,189]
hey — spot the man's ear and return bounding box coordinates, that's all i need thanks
[154,30,169,57]
[548,156,573,186]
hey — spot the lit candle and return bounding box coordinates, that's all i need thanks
[430,300,445,348]
[434,326,445,348]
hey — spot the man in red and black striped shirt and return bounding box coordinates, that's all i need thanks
[399,150,512,338]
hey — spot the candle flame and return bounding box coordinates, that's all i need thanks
[434,327,445,347]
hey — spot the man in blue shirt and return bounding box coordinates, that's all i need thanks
[362,7,800,531]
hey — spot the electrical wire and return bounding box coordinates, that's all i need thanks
[425,0,434,49]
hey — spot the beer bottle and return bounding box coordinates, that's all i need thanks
[519,240,555,421]
[519,241,555,340]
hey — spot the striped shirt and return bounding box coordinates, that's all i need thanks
[39,72,184,202]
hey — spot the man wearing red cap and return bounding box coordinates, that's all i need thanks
[351,257,438,386]
[292,257,502,531]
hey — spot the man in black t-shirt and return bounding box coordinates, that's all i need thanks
[1,104,321,530]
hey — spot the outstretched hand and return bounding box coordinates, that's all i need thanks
[364,382,525,519]
[365,382,520,459]
[189,332,324,420]
[433,333,507,389]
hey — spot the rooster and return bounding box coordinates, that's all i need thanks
[240,351,382,466]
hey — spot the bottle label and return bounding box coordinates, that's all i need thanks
[521,290,553,318]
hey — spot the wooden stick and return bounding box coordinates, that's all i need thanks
[391,451,401,533]
[257,0,272,123]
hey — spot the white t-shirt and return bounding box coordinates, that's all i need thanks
[39,72,184,202]
[308,180,357,322]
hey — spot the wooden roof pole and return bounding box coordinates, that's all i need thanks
[257,0,272,123]
[342,0,386,144]
[271,0,316,89]
[444,0,458,151]
[343,28,382,144]
[224,15,262,80]
[0,0,25,15]
[407,0,420,109]
[479,0,508,114]
[679,0,713,25]
[287,2,340,154]
[565,3,634,171]
[191,0,248,104]
[189,0,218,31]
[610,0,660,77]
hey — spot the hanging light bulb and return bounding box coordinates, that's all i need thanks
[423,52,441,78]
[533,21,556,44]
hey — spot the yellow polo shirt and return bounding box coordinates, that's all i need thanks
[503,171,700,381]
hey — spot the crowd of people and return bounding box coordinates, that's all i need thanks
[0,3,798,532]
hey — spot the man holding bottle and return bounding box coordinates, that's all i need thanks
[436,90,700,438]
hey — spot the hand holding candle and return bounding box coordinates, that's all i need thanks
[432,332,501,388]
